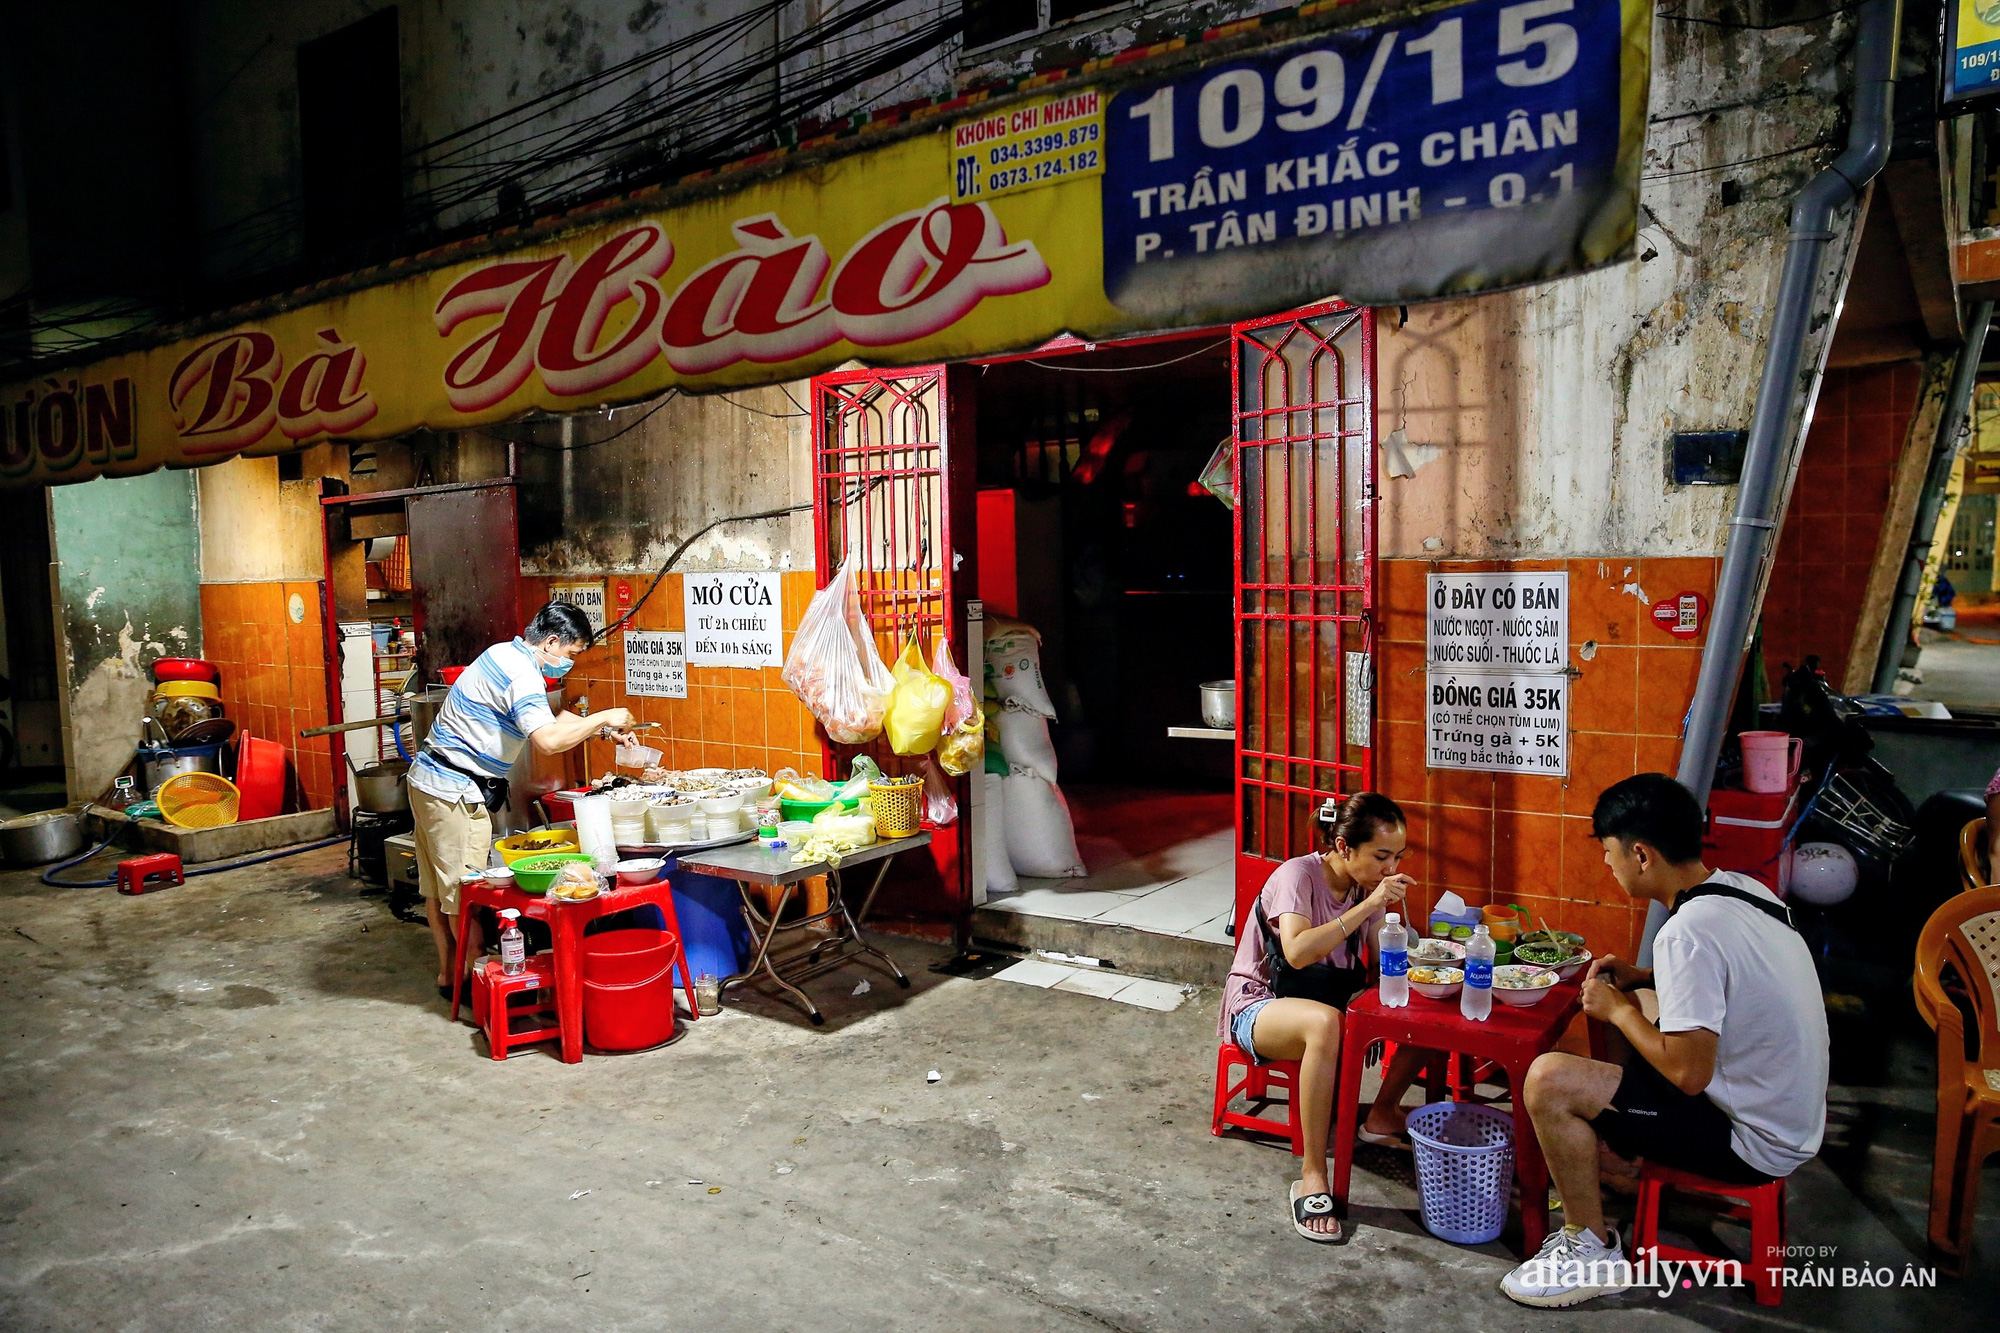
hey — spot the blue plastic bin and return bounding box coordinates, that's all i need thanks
[1407,1100,1515,1245]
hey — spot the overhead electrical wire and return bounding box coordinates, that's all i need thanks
[2,0,961,369]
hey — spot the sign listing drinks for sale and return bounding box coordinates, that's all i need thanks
[1425,572,1570,777]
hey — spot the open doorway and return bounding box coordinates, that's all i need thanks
[972,333,1238,946]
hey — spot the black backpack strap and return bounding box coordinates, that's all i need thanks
[1672,882,1796,931]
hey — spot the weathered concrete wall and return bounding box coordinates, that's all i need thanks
[516,380,814,576]
[1376,14,1859,561]
[48,471,202,802]
[182,0,955,280]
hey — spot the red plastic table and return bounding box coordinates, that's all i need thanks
[1331,978,1584,1249]
[448,876,697,1063]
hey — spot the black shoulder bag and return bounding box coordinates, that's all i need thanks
[1255,899,1370,1010]
[1671,882,1797,931]
[423,750,510,814]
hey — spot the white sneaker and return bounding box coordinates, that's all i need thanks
[1500,1225,1633,1308]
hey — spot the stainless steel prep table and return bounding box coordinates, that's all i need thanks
[678,833,926,1025]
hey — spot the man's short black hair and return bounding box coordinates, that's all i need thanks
[523,601,594,647]
[1591,772,1706,865]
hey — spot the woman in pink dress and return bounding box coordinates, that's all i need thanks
[1217,791,1441,1242]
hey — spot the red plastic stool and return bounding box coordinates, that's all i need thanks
[117,853,184,895]
[1211,1042,1305,1156]
[1632,1162,1787,1306]
[477,955,561,1060]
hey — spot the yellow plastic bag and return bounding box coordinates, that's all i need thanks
[936,706,985,776]
[884,639,951,755]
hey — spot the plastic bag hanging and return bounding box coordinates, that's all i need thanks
[782,553,893,745]
[932,637,975,731]
[920,753,958,826]
[884,636,951,755]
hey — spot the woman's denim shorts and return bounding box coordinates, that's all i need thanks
[1231,997,1275,1065]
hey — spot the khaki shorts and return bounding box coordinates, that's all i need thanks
[409,784,492,915]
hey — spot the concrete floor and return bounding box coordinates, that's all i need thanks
[1,845,1995,1330]
[1909,630,2000,711]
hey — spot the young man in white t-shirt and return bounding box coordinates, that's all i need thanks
[1500,772,1830,1308]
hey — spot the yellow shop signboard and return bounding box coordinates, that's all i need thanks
[1,0,1649,487]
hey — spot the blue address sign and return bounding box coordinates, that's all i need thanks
[1101,0,1643,317]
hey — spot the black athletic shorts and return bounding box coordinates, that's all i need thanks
[1590,1057,1778,1186]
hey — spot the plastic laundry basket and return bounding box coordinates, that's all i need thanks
[1407,1099,1515,1245]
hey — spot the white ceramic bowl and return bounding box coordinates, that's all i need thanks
[1408,965,1464,1000]
[1493,964,1559,1006]
[615,857,665,886]
[729,777,773,800]
[698,791,744,814]
[1408,939,1467,966]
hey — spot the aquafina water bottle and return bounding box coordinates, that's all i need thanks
[1461,924,1495,1021]
[1378,913,1408,1008]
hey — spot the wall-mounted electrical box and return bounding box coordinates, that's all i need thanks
[1671,431,1748,486]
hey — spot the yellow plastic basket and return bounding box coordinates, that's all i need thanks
[153,680,221,700]
[156,772,241,828]
[868,776,923,839]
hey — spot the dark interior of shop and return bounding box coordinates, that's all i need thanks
[972,333,1235,818]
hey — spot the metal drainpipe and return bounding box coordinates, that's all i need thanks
[1641,0,1902,963]
[1870,300,1993,694]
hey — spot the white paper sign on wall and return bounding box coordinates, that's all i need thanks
[624,630,687,698]
[1425,572,1568,671]
[683,572,783,668]
[1425,672,1569,776]
[549,581,607,634]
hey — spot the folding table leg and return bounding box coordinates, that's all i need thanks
[722,881,824,1024]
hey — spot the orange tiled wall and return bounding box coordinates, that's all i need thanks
[197,581,334,811]
[517,572,823,785]
[1374,556,1718,962]
[1763,362,1920,689]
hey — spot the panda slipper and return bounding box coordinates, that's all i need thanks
[1290,1181,1342,1243]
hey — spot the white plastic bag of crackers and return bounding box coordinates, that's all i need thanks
[781,553,896,745]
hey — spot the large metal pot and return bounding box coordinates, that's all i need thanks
[405,687,450,753]
[1,810,85,866]
[351,759,410,814]
[140,743,223,797]
[1199,679,1237,729]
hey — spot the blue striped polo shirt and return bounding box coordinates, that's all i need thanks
[407,638,557,803]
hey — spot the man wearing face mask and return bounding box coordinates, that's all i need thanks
[407,601,638,999]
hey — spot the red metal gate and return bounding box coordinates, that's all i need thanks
[1232,303,1376,924]
[810,365,976,941]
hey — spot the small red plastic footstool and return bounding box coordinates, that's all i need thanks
[117,853,185,895]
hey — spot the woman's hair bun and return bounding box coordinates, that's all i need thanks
[1316,791,1406,849]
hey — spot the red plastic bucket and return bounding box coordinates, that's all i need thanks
[583,929,672,984]
[582,929,679,1050]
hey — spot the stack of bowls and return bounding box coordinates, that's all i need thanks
[698,790,746,836]
[646,799,696,843]
[608,792,651,845]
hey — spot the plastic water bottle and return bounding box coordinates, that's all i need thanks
[1378,913,1409,1007]
[1461,924,1495,1022]
[499,909,525,976]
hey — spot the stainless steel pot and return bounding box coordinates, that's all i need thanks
[351,760,410,814]
[140,744,221,797]
[406,687,450,753]
[1199,679,1237,729]
[1,810,85,866]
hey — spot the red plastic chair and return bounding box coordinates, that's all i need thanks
[475,955,561,1060]
[1632,1162,1787,1306]
[117,853,184,895]
[1211,1043,1305,1156]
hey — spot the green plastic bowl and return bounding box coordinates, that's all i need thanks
[779,796,856,822]
[510,852,597,895]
